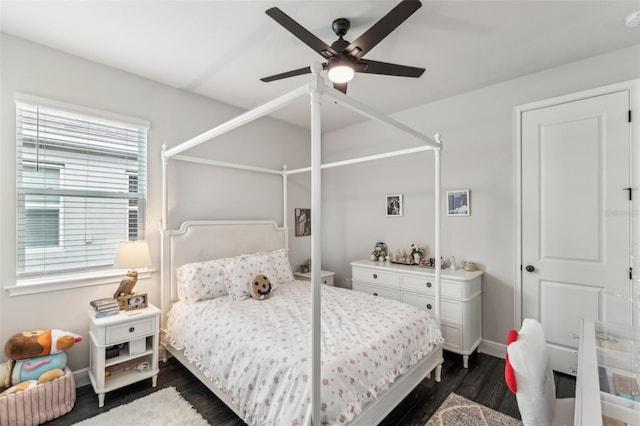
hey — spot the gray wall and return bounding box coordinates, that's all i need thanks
[1,32,638,373]
[318,44,640,348]
[0,34,310,371]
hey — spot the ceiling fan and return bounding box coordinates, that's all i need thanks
[260,0,425,94]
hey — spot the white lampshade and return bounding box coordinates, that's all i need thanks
[328,64,354,83]
[113,240,152,269]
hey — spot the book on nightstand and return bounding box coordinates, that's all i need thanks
[90,298,119,317]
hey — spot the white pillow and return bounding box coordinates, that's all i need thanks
[224,253,277,301]
[176,257,235,302]
[269,248,295,284]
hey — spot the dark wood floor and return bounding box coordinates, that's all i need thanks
[46,351,576,425]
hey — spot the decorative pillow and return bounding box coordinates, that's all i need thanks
[176,257,236,302]
[224,253,277,301]
[249,274,273,300]
[269,248,295,284]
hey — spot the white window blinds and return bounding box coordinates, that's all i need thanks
[16,96,148,279]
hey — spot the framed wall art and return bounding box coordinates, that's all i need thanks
[447,190,470,216]
[386,194,403,217]
[295,208,311,236]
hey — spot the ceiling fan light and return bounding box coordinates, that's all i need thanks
[328,65,354,83]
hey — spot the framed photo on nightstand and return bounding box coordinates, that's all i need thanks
[124,293,148,311]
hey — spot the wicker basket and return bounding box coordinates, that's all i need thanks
[0,367,75,426]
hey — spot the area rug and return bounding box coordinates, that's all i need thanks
[426,393,522,426]
[73,387,209,426]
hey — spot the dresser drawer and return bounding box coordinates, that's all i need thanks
[401,275,464,299]
[352,282,401,301]
[352,267,399,288]
[401,293,461,324]
[105,317,155,345]
[442,325,462,352]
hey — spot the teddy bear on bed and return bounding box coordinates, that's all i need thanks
[0,329,82,397]
[250,274,273,300]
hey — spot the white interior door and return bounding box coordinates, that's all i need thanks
[521,88,631,375]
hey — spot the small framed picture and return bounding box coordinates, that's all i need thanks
[447,190,470,216]
[295,208,311,236]
[124,293,148,311]
[386,194,403,217]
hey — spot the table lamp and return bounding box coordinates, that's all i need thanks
[112,240,152,302]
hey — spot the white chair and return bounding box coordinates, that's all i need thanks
[505,318,575,426]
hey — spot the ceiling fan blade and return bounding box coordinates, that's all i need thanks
[333,82,348,94]
[266,7,339,59]
[345,0,422,59]
[260,66,313,82]
[357,59,424,78]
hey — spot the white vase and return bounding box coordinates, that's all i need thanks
[413,253,421,264]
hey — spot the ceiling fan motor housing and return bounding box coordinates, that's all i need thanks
[332,18,350,37]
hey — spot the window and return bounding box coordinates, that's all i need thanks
[16,95,148,280]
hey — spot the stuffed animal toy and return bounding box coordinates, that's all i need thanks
[0,352,67,390]
[249,274,272,300]
[0,379,40,397]
[0,329,80,397]
[4,329,82,360]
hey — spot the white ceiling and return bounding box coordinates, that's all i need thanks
[2,1,639,131]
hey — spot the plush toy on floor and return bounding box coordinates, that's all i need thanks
[0,328,82,397]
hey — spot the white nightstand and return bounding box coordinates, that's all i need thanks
[88,303,160,407]
[294,270,335,286]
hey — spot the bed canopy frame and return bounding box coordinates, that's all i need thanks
[160,62,442,425]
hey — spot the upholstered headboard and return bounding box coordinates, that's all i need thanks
[161,220,288,321]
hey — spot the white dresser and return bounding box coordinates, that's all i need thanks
[351,259,482,368]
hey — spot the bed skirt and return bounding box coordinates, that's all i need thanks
[0,367,76,426]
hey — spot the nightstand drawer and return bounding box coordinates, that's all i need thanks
[352,267,399,288]
[106,317,155,345]
[322,276,334,286]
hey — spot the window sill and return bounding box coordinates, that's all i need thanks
[5,268,155,296]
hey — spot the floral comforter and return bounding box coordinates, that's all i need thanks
[166,281,443,426]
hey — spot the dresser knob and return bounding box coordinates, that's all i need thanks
[129,327,135,333]
[373,292,378,296]
[373,274,378,279]
[426,282,432,288]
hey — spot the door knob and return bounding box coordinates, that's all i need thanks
[525,265,535,272]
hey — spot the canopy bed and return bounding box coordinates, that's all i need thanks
[160,62,444,425]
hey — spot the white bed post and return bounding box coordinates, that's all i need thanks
[282,165,289,247]
[434,135,442,327]
[309,62,323,425]
[161,144,170,329]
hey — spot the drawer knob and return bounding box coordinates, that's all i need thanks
[373,274,378,279]
[426,282,432,288]
[129,327,135,333]
[426,304,432,310]
[373,292,378,296]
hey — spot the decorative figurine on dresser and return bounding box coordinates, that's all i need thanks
[351,258,482,368]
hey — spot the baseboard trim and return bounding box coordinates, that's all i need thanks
[478,339,506,359]
[74,367,90,388]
